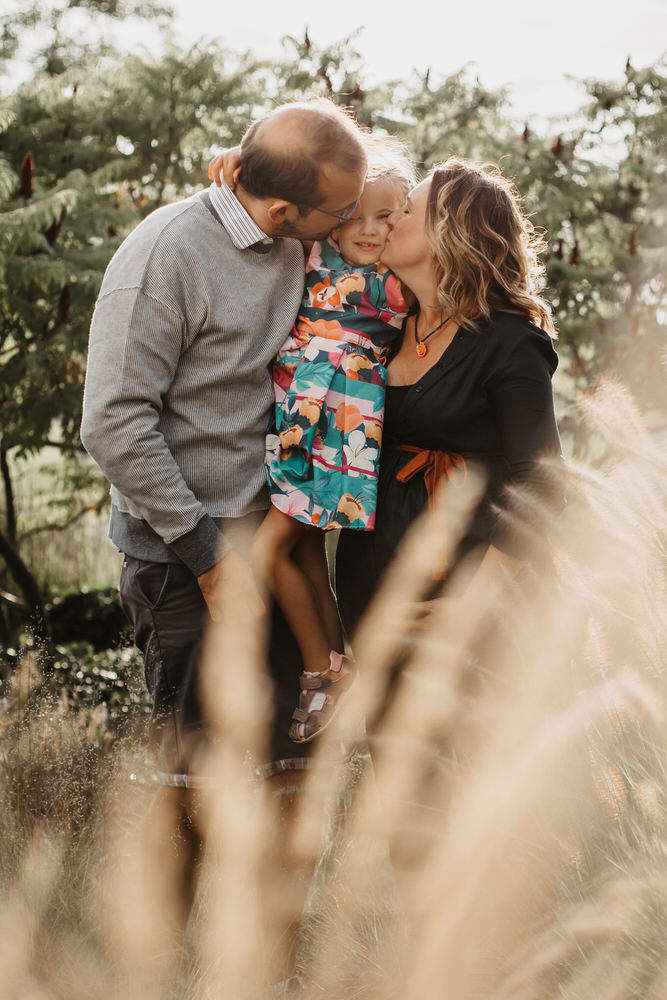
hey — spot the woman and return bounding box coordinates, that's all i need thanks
[335,156,563,644]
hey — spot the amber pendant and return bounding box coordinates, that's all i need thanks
[416,342,428,358]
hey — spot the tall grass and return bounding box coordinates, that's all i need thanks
[0,379,665,998]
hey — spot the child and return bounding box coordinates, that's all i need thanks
[250,147,414,743]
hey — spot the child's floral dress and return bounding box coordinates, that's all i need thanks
[265,239,407,530]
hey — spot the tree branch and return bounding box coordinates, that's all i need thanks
[570,342,594,385]
[18,493,108,541]
[0,524,50,648]
[0,444,17,547]
[44,439,77,450]
[0,588,28,611]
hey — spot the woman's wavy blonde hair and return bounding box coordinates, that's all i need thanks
[426,156,556,336]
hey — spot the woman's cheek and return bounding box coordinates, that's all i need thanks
[377,222,391,245]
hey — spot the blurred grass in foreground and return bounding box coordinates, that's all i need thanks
[0,378,665,999]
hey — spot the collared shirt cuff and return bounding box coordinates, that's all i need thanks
[168,514,232,577]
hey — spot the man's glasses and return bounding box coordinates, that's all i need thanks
[298,197,361,223]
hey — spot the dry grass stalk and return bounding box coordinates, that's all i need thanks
[0,379,665,998]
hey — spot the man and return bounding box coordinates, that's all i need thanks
[81,98,367,990]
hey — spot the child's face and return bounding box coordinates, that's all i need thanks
[333,176,405,268]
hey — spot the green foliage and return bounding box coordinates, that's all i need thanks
[0,0,173,77]
[101,43,263,212]
[367,66,511,166]
[0,12,664,627]
[267,33,665,406]
[0,2,263,466]
[275,29,368,107]
[50,642,150,723]
[48,586,129,650]
[0,2,272,619]
[0,43,263,456]
[0,53,139,458]
[571,60,667,400]
[0,641,150,726]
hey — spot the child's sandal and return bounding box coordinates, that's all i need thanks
[288,651,356,744]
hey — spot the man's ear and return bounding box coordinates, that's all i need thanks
[266,200,293,226]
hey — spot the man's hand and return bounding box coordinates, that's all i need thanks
[208,147,242,190]
[198,549,265,624]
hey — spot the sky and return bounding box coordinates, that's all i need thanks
[3,0,665,123]
[163,0,666,122]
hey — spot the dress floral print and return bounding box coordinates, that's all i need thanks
[266,239,407,530]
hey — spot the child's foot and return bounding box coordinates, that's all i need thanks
[289,651,356,743]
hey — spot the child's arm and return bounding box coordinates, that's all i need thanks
[209,150,312,262]
[208,147,241,189]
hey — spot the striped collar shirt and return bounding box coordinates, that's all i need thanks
[208,181,273,249]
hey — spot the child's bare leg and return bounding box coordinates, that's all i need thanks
[251,506,331,673]
[294,529,343,654]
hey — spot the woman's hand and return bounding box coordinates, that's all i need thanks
[208,146,242,190]
[399,594,477,635]
[400,546,522,636]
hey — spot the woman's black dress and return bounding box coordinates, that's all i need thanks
[335,311,563,638]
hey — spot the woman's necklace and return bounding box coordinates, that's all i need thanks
[413,310,451,357]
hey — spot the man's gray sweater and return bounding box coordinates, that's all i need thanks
[81,186,305,577]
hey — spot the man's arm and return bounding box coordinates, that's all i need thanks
[82,283,267,620]
[81,280,263,621]
[81,284,227,576]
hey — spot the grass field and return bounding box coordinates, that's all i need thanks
[0,380,665,998]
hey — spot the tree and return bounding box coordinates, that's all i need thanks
[571,59,667,406]
[0,17,664,644]
[0,111,126,640]
[365,55,666,417]
[0,2,265,640]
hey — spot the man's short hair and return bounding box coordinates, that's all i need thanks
[239,98,367,213]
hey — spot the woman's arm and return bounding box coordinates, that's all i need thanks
[485,329,564,557]
[404,328,563,630]
[403,543,522,634]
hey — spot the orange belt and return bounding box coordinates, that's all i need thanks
[393,444,502,579]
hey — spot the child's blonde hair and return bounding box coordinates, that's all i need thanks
[362,133,416,200]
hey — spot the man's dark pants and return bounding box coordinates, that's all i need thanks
[119,549,310,780]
